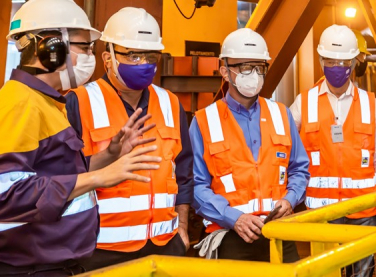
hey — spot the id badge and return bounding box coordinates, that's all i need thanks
[331,125,344,143]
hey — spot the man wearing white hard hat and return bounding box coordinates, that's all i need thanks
[0,1,161,275]
[290,24,376,277]
[190,28,309,261]
[66,7,193,270]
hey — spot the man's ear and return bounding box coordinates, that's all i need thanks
[220,65,230,82]
[102,52,112,69]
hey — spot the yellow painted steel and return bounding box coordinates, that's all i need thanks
[78,193,376,277]
[357,0,376,40]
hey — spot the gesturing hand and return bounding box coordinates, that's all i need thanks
[107,108,156,158]
[99,145,162,187]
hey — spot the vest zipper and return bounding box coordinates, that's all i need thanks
[255,163,263,213]
[338,142,343,202]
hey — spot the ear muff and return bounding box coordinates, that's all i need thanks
[37,36,67,72]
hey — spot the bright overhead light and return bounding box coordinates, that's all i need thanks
[345,7,357,18]
[12,0,26,2]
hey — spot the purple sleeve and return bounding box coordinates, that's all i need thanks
[0,170,77,223]
[175,103,194,205]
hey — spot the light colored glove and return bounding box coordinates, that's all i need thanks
[193,229,229,259]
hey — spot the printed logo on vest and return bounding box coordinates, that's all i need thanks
[276,152,286,159]
[279,171,286,183]
[362,157,369,167]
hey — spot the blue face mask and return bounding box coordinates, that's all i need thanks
[118,63,157,90]
[324,66,351,88]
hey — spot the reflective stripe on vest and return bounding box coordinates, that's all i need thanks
[98,193,176,214]
[307,86,371,125]
[152,84,174,128]
[204,99,285,214]
[85,83,174,130]
[85,82,110,129]
[307,176,375,190]
[97,216,179,243]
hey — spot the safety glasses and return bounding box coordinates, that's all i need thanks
[227,62,269,75]
[114,50,162,64]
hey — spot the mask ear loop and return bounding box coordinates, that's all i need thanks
[109,43,128,88]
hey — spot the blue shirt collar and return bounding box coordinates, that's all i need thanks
[224,91,259,114]
[10,69,66,103]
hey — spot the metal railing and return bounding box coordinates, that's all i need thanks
[78,192,376,277]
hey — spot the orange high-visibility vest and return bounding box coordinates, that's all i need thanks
[195,97,292,233]
[300,82,376,218]
[72,79,182,252]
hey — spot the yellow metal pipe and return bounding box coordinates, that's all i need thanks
[294,233,376,277]
[270,238,283,264]
[78,255,296,277]
[262,222,376,243]
[279,192,376,223]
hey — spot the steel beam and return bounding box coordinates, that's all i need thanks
[246,0,326,98]
[357,0,376,40]
[0,0,11,87]
[161,76,222,93]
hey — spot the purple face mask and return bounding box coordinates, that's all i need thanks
[324,66,351,88]
[118,63,157,90]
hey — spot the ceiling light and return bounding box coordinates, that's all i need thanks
[345,7,356,18]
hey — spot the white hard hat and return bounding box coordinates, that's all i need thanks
[7,0,101,41]
[100,7,164,51]
[219,28,271,60]
[317,24,359,59]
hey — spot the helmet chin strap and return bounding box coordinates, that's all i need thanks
[109,43,128,88]
[61,28,77,88]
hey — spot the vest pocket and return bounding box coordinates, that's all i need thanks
[89,126,117,154]
[208,141,232,176]
[158,127,180,160]
[354,124,373,150]
[304,122,320,151]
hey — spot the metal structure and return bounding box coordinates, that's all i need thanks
[77,192,376,277]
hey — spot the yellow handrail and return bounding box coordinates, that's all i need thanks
[78,192,376,277]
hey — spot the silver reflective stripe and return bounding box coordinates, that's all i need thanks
[233,198,277,214]
[63,191,97,216]
[151,216,179,237]
[98,224,148,243]
[358,88,371,124]
[0,222,26,232]
[98,195,149,214]
[220,174,236,193]
[0,171,36,194]
[85,81,110,129]
[152,84,174,128]
[97,216,179,243]
[309,177,375,189]
[98,193,176,214]
[205,103,224,143]
[154,193,176,209]
[264,99,285,136]
[308,86,319,123]
[305,196,338,208]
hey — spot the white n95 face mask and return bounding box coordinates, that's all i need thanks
[59,52,96,90]
[231,69,264,98]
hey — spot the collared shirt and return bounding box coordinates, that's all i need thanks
[189,92,310,229]
[290,80,376,169]
[290,80,355,130]
[66,74,193,205]
[0,69,99,266]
